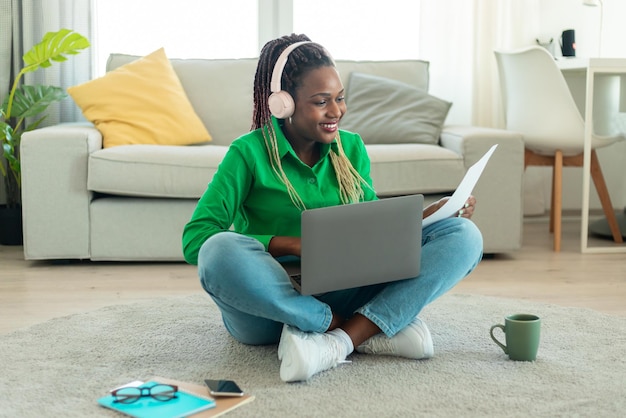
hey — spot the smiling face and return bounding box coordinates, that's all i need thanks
[282,66,346,149]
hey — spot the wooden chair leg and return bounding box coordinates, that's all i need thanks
[589,150,624,243]
[553,151,563,252]
[550,163,556,233]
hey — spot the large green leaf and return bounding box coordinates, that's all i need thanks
[1,123,19,180]
[0,121,11,143]
[23,115,48,133]
[22,29,90,73]
[3,85,67,120]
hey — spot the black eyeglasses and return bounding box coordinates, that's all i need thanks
[111,383,179,404]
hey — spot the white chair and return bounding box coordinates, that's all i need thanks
[494,46,623,251]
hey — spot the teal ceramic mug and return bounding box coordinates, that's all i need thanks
[490,314,541,361]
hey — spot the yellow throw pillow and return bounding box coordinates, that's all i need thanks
[68,48,211,148]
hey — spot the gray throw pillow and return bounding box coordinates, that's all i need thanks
[340,72,452,145]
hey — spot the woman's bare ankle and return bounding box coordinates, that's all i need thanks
[341,314,381,347]
[327,313,345,331]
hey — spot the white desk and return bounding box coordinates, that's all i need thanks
[559,58,626,253]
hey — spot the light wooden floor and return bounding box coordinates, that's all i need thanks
[1,218,625,335]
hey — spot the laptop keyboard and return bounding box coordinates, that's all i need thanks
[290,274,302,286]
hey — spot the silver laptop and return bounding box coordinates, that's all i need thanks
[282,194,423,295]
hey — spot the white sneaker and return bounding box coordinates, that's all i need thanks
[278,325,349,382]
[356,317,434,359]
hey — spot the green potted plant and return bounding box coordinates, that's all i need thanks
[0,28,89,245]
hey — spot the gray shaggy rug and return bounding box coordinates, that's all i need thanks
[1,293,625,417]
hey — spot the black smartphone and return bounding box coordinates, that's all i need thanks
[204,379,244,397]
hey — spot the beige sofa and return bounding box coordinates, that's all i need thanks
[20,55,524,261]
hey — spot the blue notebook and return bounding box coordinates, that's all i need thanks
[98,381,216,418]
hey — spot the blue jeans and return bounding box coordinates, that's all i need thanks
[197,217,483,345]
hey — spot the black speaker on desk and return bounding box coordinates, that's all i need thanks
[560,29,576,57]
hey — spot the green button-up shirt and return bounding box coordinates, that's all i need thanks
[182,118,377,265]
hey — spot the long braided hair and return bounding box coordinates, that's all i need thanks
[252,34,371,211]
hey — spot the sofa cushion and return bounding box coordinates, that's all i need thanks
[87,143,463,199]
[366,144,464,196]
[334,60,430,92]
[107,54,259,147]
[68,48,211,148]
[341,72,451,145]
[88,144,228,198]
[104,55,431,147]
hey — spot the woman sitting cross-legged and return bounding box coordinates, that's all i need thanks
[182,33,483,383]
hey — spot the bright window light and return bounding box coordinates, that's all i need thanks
[93,0,258,76]
[293,0,421,60]
[93,0,421,77]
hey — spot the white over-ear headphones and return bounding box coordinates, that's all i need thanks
[268,41,334,119]
[268,41,312,119]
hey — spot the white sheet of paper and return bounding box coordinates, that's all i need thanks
[422,144,498,228]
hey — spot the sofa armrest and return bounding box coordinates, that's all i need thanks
[441,125,525,253]
[20,123,102,260]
